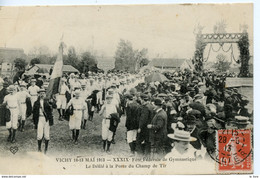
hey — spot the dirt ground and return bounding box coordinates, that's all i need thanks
[0,110,131,158]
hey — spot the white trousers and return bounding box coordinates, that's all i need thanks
[31,96,38,106]
[20,103,26,121]
[102,119,113,141]
[69,110,82,130]
[97,91,103,105]
[127,130,137,143]
[37,116,50,140]
[6,108,19,129]
[56,95,67,109]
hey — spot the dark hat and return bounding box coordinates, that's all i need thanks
[154,98,163,106]
[140,93,149,101]
[188,109,201,117]
[184,115,197,125]
[3,82,9,87]
[125,94,133,100]
[189,102,205,114]
[165,96,171,102]
[241,99,249,106]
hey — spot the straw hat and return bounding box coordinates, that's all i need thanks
[168,129,197,142]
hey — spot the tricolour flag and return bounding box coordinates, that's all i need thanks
[46,42,64,98]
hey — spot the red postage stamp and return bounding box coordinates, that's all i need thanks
[216,129,252,173]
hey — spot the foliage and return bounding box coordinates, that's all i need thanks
[114,39,148,72]
[213,20,227,34]
[63,46,79,69]
[193,34,206,72]
[78,52,98,73]
[238,33,250,77]
[30,58,41,66]
[14,58,27,70]
[213,54,231,72]
[139,58,150,67]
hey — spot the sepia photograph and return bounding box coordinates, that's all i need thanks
[0,3,254,175]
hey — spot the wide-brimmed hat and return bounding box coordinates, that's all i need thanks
[38,88,46,93]
[234,116,250,125]
[31,79,36,82]
[168,130,197,142]
[106,94,113,100]
[8,85,16,91]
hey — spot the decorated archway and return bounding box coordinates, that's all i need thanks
[193,31,250,77]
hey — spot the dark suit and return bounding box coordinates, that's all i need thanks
[32,97,54,129]
[125,101,140,131]
[149,108,167,158]
[136,102,154,156]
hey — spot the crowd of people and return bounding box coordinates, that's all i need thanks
[0,69,253,161]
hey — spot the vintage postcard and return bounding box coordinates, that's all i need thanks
[0,3,253,175]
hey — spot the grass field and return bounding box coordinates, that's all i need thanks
[0,110,130,158]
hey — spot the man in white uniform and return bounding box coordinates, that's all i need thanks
[56,78,70,120]
[66,90,88,144]
[80,84,89,129]
[3,85,21,143]
[99,94,117,153]
[17,83,31,132]
[28,79,40,106]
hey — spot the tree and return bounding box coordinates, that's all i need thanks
[139,58,150,67]
[114,39,148,72]
[213,20,227,34]
[30,58,41,66]
[14,58,27,70]
[78,51,98,73]
[64,46,80,69]
[213,54,231,72]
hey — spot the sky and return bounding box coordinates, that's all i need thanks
[0,4,253,61]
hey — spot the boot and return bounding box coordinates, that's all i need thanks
[133,141,137,152]
[38,139,42,152]
[111,132,116,144]
[18,120,22,131]
[75,130,79,145]
[129,142,135,156]
[21,120,25,132]
[11,129,16,143]
[7,129,12,142]
[83,120,87,130]
[71,130,75,141]
[102,140,107,151]
[44,140,49,154]
[58,109,63,120]
[106,141,111,153]
[62,109,65,118]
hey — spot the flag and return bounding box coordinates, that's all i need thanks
[46,42,64,98]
